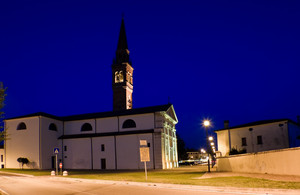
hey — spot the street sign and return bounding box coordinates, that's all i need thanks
[140,147,150,181]
[140,140,147,146]
[54,148,59,154]
[140,147,150,162]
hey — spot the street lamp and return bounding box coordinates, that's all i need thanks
[203,120,211,173]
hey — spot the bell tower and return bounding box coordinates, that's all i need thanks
[112,18,133,111]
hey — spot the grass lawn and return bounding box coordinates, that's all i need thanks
[1,166,300,189]
[0,168,51,176]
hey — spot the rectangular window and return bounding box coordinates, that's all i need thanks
[64,146,67,151]
[101,144,105,151]
[257,135,263,145]
[147,143,151,147]
[101,158,106,170]
[1,155,3,162]
[242,137,247,146]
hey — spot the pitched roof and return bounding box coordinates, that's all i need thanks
[58,129,154,139]
[4,112,61,121]
[214,119,298,132]
[5,104,173,121]
[117,18,128,50]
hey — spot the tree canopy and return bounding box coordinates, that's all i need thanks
[17,157,29,169]
[0,82,6,143]
[176,133,188,161]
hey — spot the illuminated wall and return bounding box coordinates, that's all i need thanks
[4,105,178,170]
[216,120,300,156]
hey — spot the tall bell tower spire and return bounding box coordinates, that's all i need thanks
[112,18,134,111]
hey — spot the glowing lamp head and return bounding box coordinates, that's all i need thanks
[210,142,214,146]
[203,120,210,127]
[208,136,213,141]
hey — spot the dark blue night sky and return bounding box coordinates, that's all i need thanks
[1,0,300,149]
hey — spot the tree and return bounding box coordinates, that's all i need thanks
[176,133,188,161]
[0,82,7,144]
[17,157,29,169]
[229,147,246,155]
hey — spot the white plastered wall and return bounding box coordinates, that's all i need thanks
[64,119,96,135]
[217,121,290,156]
[96,117,118,133]
[217,147,300,176]
[216,130,230,157]
[232,121,289,153]
[119,114,154,132]
[116,134,153,169]
[40,117,63,169]
[92,136,116,169]
[5,117,40,169]
[63,138,92,169]
[0,149,4,168]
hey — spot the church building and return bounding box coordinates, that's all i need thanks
[4,19,179,170]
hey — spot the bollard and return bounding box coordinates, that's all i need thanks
[63,171,68,176]
[51,171,55,176]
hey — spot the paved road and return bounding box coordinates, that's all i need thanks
[0,173,300,195]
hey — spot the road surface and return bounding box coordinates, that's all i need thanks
[0,172,299,195]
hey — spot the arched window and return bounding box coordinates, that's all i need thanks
[122,119,136,128]
[115,71,119,83]
[17,122,27,130]
[119,71,124,82]
[81,123,93,131]
[49,123,57,131]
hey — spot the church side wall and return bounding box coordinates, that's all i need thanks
[153,132,163,169]
[64,119,96,135]
[40,117,63,169]
[92,136,116,170]
[5,117,40,169]
[119,114,154,131]
[116,134,153,169]
[63,138,92,169]
[96,117,118,133]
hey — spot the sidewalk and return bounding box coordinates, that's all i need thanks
[199,171,300,182]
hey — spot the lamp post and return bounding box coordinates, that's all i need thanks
[203,120,211,173]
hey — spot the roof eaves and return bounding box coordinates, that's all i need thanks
[214,119,293,132]
[5,104,173,122]
[58,129,154,139]
[5,112,61,121]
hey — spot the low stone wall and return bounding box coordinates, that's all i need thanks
[217,147,300,176]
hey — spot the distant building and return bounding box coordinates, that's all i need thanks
[215,119,300,157]
[187,151,201,160]
[3,18,179,170]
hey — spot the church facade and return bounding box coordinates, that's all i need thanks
[4,19,178,170]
